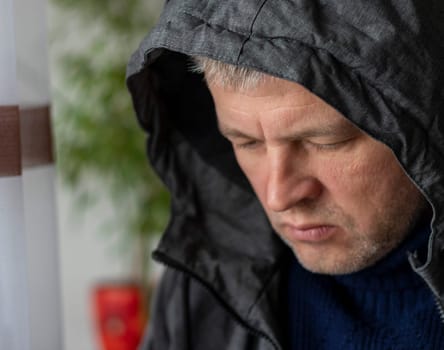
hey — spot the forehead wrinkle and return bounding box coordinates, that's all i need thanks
[217,114,264,140]
[260,105,356,141]
[217,99,329,125]
[216,98,319,118]
[211,80,358,141]
[218,109,357,142]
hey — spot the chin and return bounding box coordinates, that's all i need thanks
[287,228,407,275]
[292,249,384,275]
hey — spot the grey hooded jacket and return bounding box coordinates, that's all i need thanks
[126,1,444,349]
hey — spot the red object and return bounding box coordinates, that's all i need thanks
[92,283,147,350]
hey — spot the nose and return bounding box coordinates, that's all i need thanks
[265,147,322,212]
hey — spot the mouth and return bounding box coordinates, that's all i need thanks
[283,224,337,243]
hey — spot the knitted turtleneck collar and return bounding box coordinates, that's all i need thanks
[286,224,444,349]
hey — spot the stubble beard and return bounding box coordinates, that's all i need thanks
[273,192,428,275]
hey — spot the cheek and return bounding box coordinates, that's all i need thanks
[330,139,397,192]
[326,144,412,228]
[319,145,395,212]
[318,158,369,197]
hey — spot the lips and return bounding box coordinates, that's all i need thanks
[284,224,336,243]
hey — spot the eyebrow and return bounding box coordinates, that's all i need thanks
[218,121,358,141]
[218,125,257,139]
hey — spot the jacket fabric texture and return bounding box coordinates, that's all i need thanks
[126,1,444,349]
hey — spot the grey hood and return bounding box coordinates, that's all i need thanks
[127,0,444,343]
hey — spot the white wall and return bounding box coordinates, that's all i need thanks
[57,181,134,350]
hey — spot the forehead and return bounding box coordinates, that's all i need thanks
[209,77,319,109]
[208,77,356,136]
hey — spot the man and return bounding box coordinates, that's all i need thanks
[127,0,444,348]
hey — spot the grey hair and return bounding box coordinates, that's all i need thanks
[190,56,271,90]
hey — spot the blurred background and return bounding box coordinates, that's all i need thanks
[50,0,169,349]
[1,0,169,349]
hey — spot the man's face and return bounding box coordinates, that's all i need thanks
[208,77,426,274]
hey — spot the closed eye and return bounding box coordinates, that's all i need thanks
[306,137,356,151]
[235,140,261,150]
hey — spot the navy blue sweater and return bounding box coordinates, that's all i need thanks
[287,227,444,349]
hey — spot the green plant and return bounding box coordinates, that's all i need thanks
[51,0,169,285]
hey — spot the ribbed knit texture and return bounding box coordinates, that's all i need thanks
[287,226,444,349]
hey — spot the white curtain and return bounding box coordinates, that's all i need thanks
[1,0,62,348]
